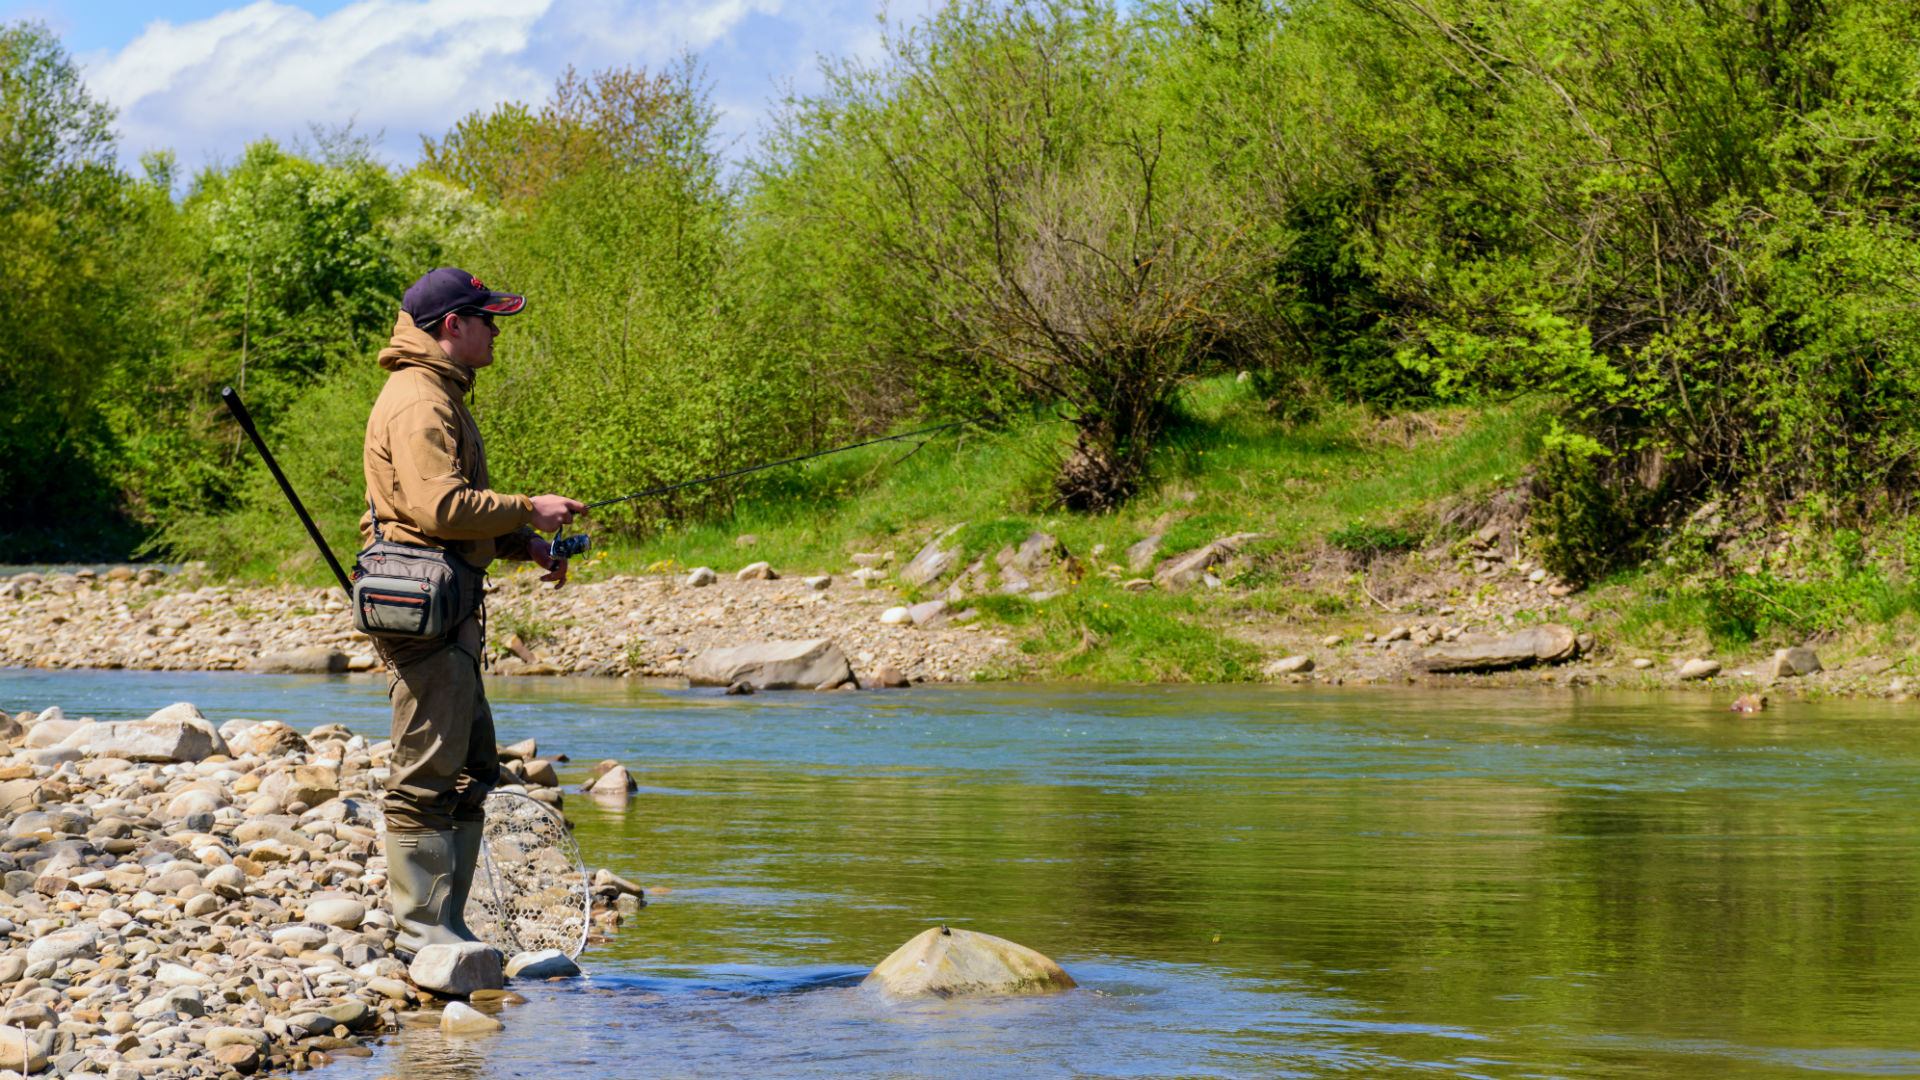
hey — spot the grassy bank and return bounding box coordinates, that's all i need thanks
[572,376,1549,681]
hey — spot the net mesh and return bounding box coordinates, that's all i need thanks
[463,790,592,959]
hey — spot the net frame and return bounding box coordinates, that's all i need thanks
[463,789,592,959]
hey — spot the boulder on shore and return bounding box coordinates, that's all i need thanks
[685,638,855,691]
[901,524,966,587]
[1769,646,1822,679]
[1412,624,1579,673]
[863,926,1077,999]
[247,647,349,674]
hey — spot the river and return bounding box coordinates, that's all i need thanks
[3,668,1918,1078]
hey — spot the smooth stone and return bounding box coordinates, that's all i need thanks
[588,768,637,796]
[26,929,95,965]
[307,898,366,930]
[213,1043,261,1072]
[505,949,581,979]
[907,600,950,626]
[440,1000,504,1035]
[410,942,504,996]
[0,1026,49,1073]
[735,561,778,581]
[1412,624,1579,673]
[684,638,855,691]
[1263,654,1314,677]
[222,720,311,757]
[165,788,225,818]
[863,926,1076,998]
[321,1000,372,1030]
[205,864,246,898]
[878,607,911,625]
[685,567,716,588]
[155,962,213,987]
[1769,646,1823,679]
[1679,659,1723,681]
[271,926,328,953]
[206,1026,270,1052]
[247,647,349,674]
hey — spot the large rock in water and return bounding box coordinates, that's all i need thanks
[686,639,855,690]
[863,926,1077,999]
[1412,624,1579,673]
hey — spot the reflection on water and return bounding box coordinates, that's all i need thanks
[7,669,1920,1077]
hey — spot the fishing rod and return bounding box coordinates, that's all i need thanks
[221,386,355,597]
[549,405,1048,557]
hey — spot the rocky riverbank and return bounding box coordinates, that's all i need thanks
[0,701,640,1078]
[0,563,1013,686]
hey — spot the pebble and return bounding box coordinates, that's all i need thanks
[0,696,623,1078]
[0,565,1010,687]
[440,1000,504,1035]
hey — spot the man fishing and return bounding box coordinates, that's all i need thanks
[362,266,584,961]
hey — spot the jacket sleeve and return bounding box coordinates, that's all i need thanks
[494,525,540,562]
[386,400,534,541]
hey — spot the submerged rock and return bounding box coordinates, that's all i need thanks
[863,926,1077,999]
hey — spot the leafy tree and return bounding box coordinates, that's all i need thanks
[752,0,1282,511]
[0,22,154,558]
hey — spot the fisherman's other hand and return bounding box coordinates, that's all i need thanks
[530,536,569,590]
[530,494,585,532]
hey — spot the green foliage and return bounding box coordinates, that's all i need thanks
[1326,522,1423,565]
[1623,567,1920,653]
[1532,441,1638,585]
[972,586,1263,682]
[0,22,156,558]
[752,0,1283,509]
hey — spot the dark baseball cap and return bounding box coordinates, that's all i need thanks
[402,267,527,327]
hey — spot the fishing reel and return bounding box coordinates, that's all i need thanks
[549,531,592,561]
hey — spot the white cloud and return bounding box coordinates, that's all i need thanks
[74,0,926,173]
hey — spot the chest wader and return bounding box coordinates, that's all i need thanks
[363,505,495,964]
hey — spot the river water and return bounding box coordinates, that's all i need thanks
[3,669,1920,1079]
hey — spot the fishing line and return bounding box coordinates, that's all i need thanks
[580,405,1049,513]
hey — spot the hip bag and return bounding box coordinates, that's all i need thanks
[351,507,478,640]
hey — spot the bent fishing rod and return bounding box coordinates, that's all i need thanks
[224,383,1043,573]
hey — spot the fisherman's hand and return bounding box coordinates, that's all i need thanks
[530,536,569,590]
[529,494,585,532]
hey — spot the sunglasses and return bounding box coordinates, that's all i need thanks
[452,309,497,329]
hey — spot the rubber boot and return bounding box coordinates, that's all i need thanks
[386,828,467,958]
[446,817,487,944]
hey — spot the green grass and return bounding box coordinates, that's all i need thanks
[970,583,1264,683]
[587,378,1549,585]
[238,375,1555,680]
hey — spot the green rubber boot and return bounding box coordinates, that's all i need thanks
[386,828,468,957]
[447,816,487,944]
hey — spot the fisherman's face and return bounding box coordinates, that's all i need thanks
[442,310,499,370]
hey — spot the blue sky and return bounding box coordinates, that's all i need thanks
[0,0,927,170]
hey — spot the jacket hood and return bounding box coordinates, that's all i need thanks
[378,311,473,390]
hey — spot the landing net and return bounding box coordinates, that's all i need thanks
[464,789,592,959]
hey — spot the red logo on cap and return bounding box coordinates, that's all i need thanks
[470,276,485,289]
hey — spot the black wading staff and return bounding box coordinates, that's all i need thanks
[220,386,354,597]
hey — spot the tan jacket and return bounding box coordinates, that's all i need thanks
[360,313,535,572]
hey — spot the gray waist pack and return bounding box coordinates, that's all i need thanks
[351,510,478,640]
